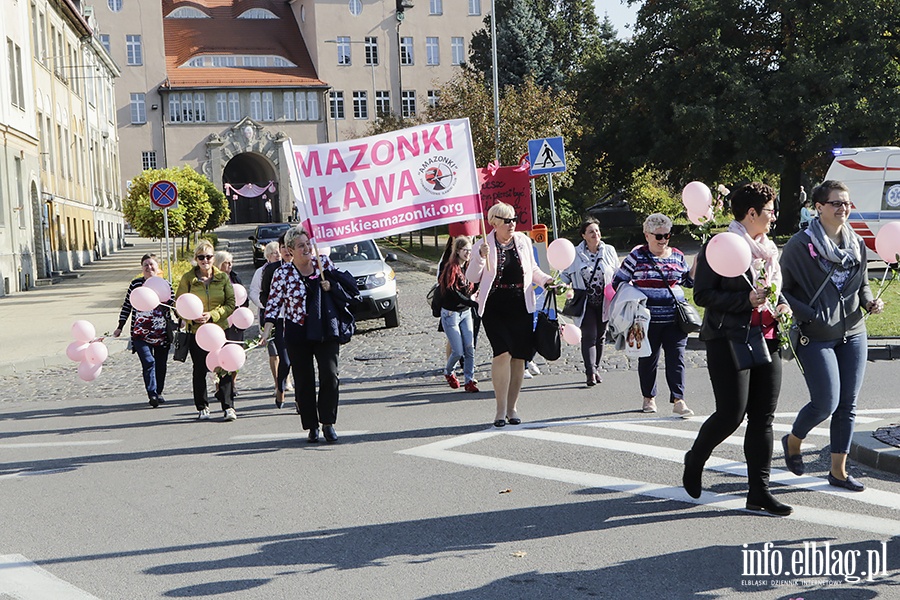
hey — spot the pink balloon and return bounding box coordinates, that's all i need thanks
[77,361,102,382]
[130,286,160,312]
[83,341,109,365]
[71,320,96,343]
[562,323,582,345]
[143,276,172,303]
[706,232,752,278]
[875,222,900,264]
[547,238,576,271]
[195,323,226,352]
[175,293,204,321]
[232,284,248,307]
[205,348,222,372]
[682,181,713,213]
[218,343,246,372]
[230,306,254,330]
[66,341,89,362]
[604,283,616,303]
[688,206,715,226]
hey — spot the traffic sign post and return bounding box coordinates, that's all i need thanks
[149,180,178,284]
[528,137,567,239]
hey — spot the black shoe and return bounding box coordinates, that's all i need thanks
[493,420,506,428]
[307,428,319,443]
[296,402,302,415]
[149,396,159,408]
[781,435,804,475]
[827,473,865,492]
[682,451,703,499]
[746,492,793,516]
[275,389,284,409]
[156,395,166,405]
[506,417,522,426]
[586,375,596,387]
[322,425,338,443]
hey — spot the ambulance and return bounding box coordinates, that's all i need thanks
[823,146,900,254]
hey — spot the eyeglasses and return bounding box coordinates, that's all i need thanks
[460,248,472,253]
[651,232,671,241]
[196,254,214,261]
[498,217,517,225]
[824,201,852,209]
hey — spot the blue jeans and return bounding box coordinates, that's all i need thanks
[791,332,867,454]
[441,308,475,383]
[638,321,687,402]
[132,338,169,400]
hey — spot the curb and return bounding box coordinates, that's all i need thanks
[850,419,900,477]
[386,245,437,276]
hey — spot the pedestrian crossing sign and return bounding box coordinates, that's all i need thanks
[527,136,567,176]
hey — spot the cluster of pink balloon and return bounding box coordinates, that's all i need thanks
[682,181,715,225]
[174,287,250,373]
[66,320,108,381]
[129,276,173,312]
[545,238,585,347]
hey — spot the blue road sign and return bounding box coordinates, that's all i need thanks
[150,180,178,210]
[528,137,567,176]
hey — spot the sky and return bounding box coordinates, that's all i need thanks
[595,0,639,38]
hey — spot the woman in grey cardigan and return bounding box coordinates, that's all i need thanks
[780,180,884,492]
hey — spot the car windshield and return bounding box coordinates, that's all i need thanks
[330,240,378,261]
[257,225,289,239]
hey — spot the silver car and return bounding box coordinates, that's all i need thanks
[328,240,399,328]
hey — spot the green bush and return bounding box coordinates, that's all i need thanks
[626,167,682,220]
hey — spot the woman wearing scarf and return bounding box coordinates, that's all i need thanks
[683,183,794,516]
[780,180,883,492]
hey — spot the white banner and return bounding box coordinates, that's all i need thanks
[285,118,482,245]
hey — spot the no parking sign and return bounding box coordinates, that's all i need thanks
[149,180,178,211]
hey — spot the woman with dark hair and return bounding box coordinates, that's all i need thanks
[683,182,793,516]
[439,236,479,392]
[113,253,172,408]
[780,180,883,492]
[561,217,619,386]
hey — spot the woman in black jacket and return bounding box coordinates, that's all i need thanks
[439,236,479,392]
[682,182,794,516]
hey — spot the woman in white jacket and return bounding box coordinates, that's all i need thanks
[561,218,619,386]
[467,202,555,427]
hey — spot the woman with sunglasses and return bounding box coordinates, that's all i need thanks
[467,202,556,427]
[613,213,696,417]
[683,183,793,515]
[780,180,883,492]
[175,240,237,421]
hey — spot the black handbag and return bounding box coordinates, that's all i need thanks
[650,260,701,334]
[561,252,602,317]
[727,325,771,371]
[427,283,442,318]
[534,293,562,361]
[173,330,190,363]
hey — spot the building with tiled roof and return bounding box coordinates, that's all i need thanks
[96,0,484,224]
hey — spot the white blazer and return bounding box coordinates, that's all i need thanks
[466,231,553,317]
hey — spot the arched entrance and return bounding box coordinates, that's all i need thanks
[222,152,279,224]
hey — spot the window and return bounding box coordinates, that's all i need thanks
[250,92,261,120]
[99,34,110,54]
[427,90,439,108]
[237,8,278,19]
[130,93,146,123]
[142,151,157,170]
[180,92,194,122]
[283,92,294,120]
[401,90,416,117]
[211,56,237,67]
[353,91,368,119]
[468,0,481,15]
[187,57,204,67]
[228,92,240,121]
[365,36,378,66]
[400,37,413,65]
[451,37,465,65]
[295,91,306,120]
[330,91,345,120]
[307,91,320,120]
[108,0,122,12]
[348,0,362,15]
[426,37,439,65]
[194,93,207,122]
[168,7,209,18]
[31,4,39,58]
[430,0,442,15]
[126,35,142,65]
[375,91,390,117]
[336,36,351,65]
[262,92,274,121]
[216,93,227,121]
[7,40,25,110]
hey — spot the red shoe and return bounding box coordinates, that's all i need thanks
[444,373,460,389]
[464,381,480,393]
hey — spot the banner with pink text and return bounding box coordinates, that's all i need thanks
[285,118,482,245]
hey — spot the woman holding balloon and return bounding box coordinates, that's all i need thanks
[612,213,696,417]
[112,253,173,408]
[466,202,558,427]
[683,182,793,515]
[561,217,619,386]
[780,180,883,492]
[175,240,237,421]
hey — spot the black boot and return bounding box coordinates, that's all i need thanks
[682,450,703,499]
[746,489,792,517]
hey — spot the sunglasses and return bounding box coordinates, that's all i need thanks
[651,233,671,241]
[824,201,852,209]
[498,217,517,225]
[196,254,214,261]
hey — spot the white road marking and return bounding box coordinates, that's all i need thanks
[585,421,818,449]
[0,440,121,449]
[0,554,101,599]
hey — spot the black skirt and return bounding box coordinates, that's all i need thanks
[482,288,535,359]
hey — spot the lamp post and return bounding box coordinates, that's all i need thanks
[490,0,500,162]
[324,38,378,138]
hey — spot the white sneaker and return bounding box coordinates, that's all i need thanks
[198,408,211,420]
[673,399,694,419]
[224,408,237,422]
[526,361,541,375]
[523,370,534,379]
[642,398,657,413]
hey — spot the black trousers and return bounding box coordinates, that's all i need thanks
[689,337,782,494]
[285,322,340,431]
[188,334,234,412]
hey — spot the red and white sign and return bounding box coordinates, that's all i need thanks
[149,180,178,211]
[285,119,482,245]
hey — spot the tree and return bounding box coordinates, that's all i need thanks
[123,166,215,239]
[201,177,230,232]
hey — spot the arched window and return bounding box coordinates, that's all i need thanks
[349,0,362,16]
[108,0,123,12]
[167,7,210,18]
[237,8,278,19]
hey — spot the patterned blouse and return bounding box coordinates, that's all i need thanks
[117,277,172,346]
[264,255,335,326]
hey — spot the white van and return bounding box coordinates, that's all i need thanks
[824,146,900,254]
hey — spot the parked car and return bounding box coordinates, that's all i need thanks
[328,240,399,328]
[248,223,292,267]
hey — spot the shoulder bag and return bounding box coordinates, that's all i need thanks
[534,292,562,361]
[426,283,442,318]
[561,252,602,317]
[784,264,835,361]
[173,328,190,363]
[650,261,702,334]
[727,325,771,371]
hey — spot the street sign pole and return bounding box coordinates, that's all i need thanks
[547,174,558,240]
[531,178,537,229]
[163,208,172,285]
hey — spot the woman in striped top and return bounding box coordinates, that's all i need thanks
[612,213,696,417]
